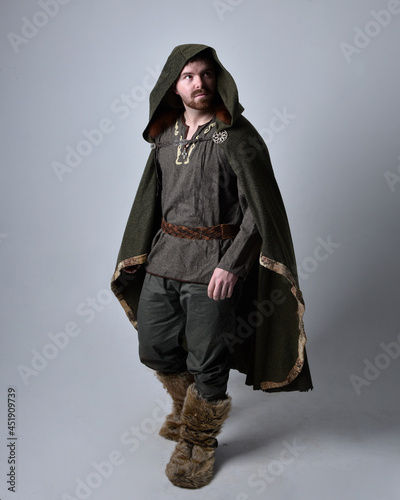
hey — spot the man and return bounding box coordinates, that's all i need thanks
[111,44,312,489]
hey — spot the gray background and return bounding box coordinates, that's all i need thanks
[1,1,399,499]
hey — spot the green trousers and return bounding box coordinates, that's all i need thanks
[137,272,240,401]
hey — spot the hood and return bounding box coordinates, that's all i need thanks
[143,44,244,142]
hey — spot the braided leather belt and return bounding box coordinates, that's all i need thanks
[161,218,239,240]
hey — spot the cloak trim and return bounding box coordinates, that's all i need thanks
[258,254,306,390]
[111,253,148,328]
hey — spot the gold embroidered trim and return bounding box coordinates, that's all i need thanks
[176,140,196,165]
[111,253,148,329]
[175,119,216,165]
[114,254,148,276]
[258,253,307,390]
[204,121,216,134]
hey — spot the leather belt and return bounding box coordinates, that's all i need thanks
[161,218,239,240]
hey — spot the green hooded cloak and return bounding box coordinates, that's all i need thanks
[111,44,313,393]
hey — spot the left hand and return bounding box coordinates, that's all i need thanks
[207,267,239,301]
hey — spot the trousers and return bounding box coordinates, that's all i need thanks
[137,273,240,400]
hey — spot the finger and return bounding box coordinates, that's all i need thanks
[207,278,215,299]
[212,279,223,301]
[212,284,221,301]
[225,278,237,299]
[219,282,227,300]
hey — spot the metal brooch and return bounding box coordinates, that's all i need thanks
[212,130,228,144]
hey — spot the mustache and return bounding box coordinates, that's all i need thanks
[191,89,210,98]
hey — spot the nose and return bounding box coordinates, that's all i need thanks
[194,75,204,88]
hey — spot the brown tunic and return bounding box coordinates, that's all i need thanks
[145,116,261,283]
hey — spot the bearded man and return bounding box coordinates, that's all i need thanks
[111,44,312,489]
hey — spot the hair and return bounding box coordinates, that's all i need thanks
[185,48,219,72]
[172,48,219,94]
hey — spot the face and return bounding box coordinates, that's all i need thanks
[174,59,217,111]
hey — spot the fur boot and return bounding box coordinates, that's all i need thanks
[165,384,231,489]
[156,371,194,441]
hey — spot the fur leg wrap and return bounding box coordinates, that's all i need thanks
[156,371,194,441]
[165,384,231,489]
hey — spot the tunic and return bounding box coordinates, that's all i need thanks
[145,115,261,283]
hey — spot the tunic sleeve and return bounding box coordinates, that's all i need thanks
[216,180,261,279]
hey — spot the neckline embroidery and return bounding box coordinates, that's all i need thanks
[175,119,216,165]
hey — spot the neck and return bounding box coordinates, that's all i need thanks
[183,106,214,129]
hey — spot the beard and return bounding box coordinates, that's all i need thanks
[180,90,215,111]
